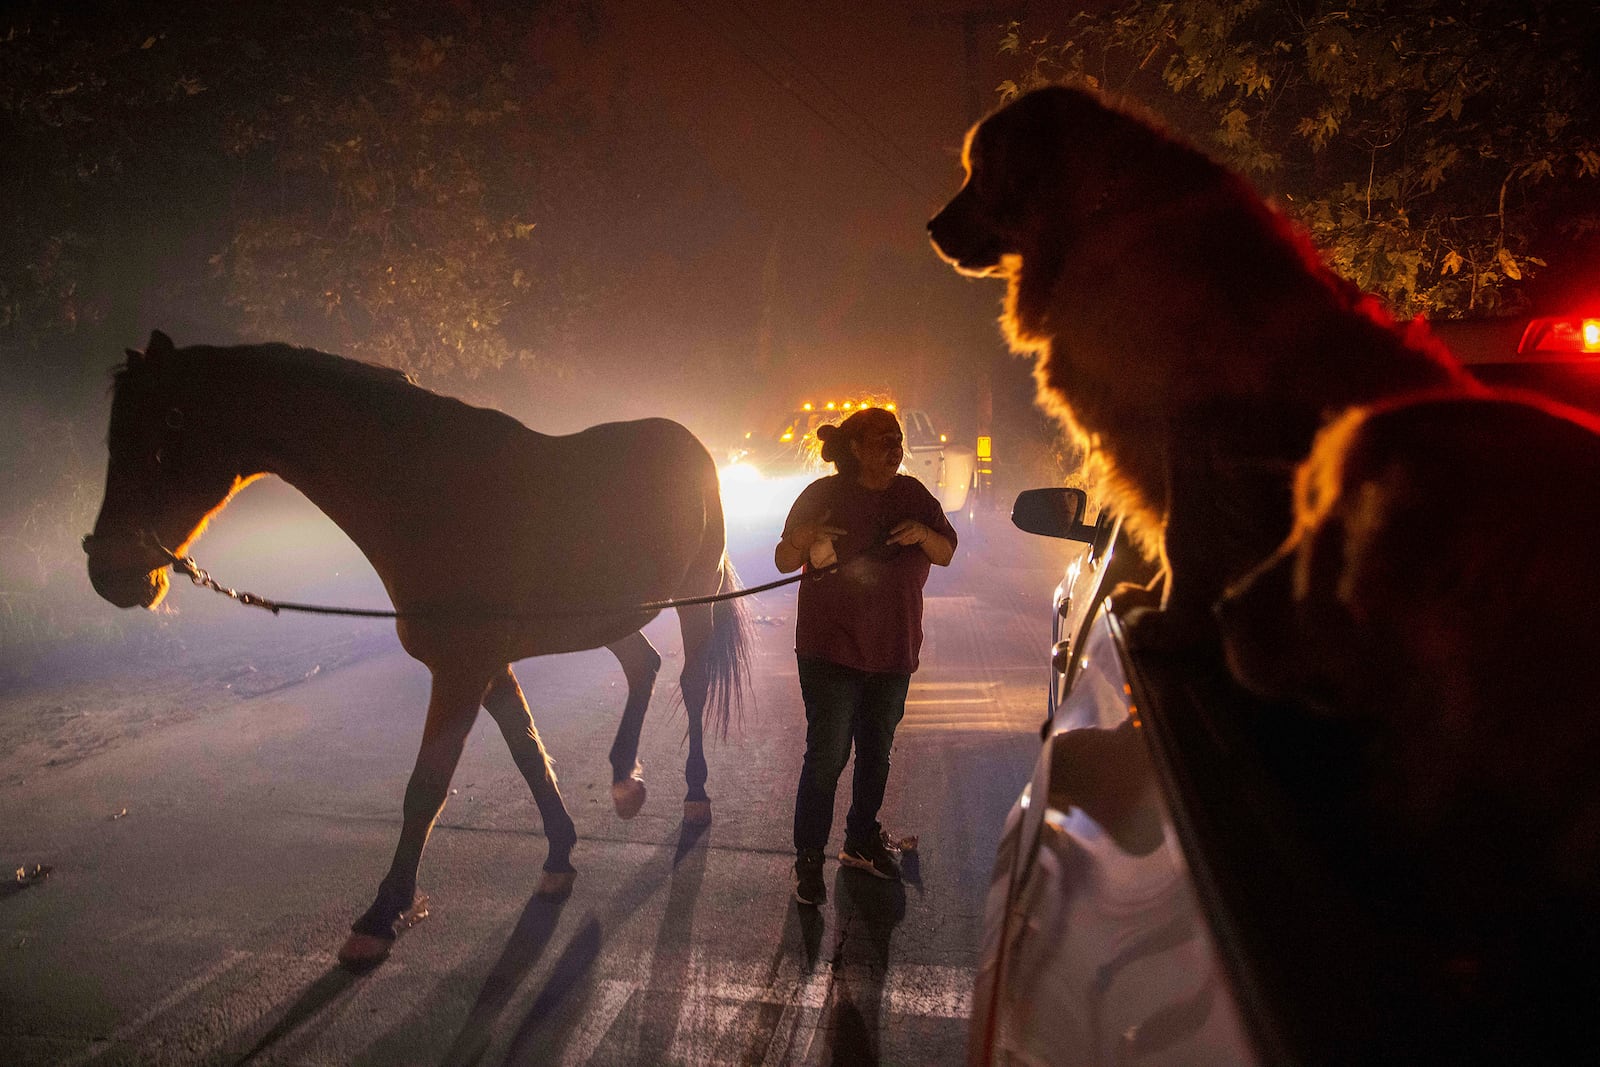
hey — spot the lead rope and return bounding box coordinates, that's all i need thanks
[152,537,838,620]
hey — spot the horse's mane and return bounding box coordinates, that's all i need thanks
[113,341,418,396]
[233,342,419,391]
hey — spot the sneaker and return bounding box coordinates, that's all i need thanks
[793,849,826,905]
[839,836,902,881]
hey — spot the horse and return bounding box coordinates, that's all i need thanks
[83,330,751,967]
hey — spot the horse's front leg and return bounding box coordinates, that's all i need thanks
[482,664,577,895]
[604,631,661,819]
[339,666,487,969]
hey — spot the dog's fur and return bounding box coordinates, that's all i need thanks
[1219,392,1600,832]
[1219,393,1600,965]
[929,87,1478,627]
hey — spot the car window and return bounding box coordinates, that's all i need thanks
[905,411,938,449]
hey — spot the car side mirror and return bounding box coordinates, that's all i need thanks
[1011,487,1099,544]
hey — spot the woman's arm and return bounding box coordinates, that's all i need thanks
[920,529,955,567]
[774,528,807,573]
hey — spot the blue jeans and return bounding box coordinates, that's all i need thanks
[793,655,910,854]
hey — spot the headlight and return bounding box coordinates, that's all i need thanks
[717,465,814,522]
[718,462,764,484]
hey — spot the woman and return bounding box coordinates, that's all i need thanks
[775,406,957,906]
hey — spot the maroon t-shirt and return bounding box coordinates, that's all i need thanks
[782,473,958,674]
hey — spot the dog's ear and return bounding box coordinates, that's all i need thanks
[1221,407,1394,710]
[1220,501,1368,711]
[979,88,1091,206]
[986,86,1169,233]
[1217,533,1301,698]
[145,330,176,358]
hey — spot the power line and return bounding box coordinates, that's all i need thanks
[726,0,932,181]
[668,0,939,199]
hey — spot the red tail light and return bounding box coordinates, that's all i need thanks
[1518,314,1600,355]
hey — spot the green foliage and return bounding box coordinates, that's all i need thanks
[999,0,1600,318]
[0,0,607,378]
[212,14,608,377]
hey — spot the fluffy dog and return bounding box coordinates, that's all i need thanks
[1219,392,1600,842]
[929,86,1477,632]
[1218,392,1600,992]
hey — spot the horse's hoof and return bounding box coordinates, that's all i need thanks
[336,893,429,972]
[338,931,393,970]
[683,800,712,825]
[537,870,576,899]
[612,778,647,819]
[397,894,431,929]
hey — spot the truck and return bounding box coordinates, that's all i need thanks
[718,398,975,526]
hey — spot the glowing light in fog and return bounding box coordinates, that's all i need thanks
[718,464,814,522]
[719,462,763,484]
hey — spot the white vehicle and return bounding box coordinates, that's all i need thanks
[977,492,1259,1065]
[980,307,1600,1064]
[898,408,975,514]
[718,399,973,525]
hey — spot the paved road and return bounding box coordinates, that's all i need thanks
[1,512,1075,1066]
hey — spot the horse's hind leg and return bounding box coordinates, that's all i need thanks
[340,666,486,969]
[605,631,661,819]
[483,665,578,897]
[678,602,715,825]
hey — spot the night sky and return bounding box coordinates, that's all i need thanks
[495,0,1027,439]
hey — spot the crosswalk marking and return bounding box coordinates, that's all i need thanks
[561,978,639,1067]
[90,949,971,1065]
[902,678,1040,732]
[56,950,250,1067]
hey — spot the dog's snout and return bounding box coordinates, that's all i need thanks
[1216,545,1302,697]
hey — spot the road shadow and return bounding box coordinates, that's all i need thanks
[820,870,907,1066]
[762,867,909,1066]
[438,890,571,1067]
[232,966,360,1064]
[795,894,825,967]
[1,862,55,902]
[634,820,712,1056]
[899,848,923,892]
[497,821,712,1064]
[751,889,829,1064]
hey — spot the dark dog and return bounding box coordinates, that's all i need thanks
[1219,391,1600,844]
[1218,392,1600,986]
[929,86,1477,633]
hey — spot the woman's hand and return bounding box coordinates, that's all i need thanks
[788,511,847,551]
[886,520,931,546]
[775,510,846,573]
[889,519,955,567]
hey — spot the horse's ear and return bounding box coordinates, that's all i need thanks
[145,330,176,357]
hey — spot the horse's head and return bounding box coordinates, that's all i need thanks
[85,330,249,609]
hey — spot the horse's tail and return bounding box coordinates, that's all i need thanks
[704,553,753,741]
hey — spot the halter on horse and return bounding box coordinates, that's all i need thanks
[84,330,751,967]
